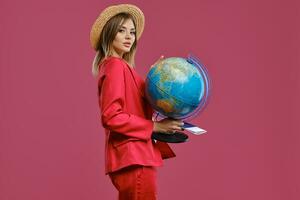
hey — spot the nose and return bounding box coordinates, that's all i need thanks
[125,31,132,39]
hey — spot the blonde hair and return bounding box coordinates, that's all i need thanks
[92,13,138,77]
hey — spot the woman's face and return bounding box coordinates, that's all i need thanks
[110,18,136,58]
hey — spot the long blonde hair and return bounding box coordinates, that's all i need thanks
[92,13,138,77]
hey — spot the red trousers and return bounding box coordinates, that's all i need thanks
[108,165,157,200]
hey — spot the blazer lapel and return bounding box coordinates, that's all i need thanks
[125,64,146,99]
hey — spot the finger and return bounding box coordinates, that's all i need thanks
[167,130,176,134]
[164,130,175,135]
[177,120,184,127]
[171,125,182,131]
[172,120,184,126]
[174,126,184,131]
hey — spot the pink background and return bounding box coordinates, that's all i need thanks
[1,0,299,199]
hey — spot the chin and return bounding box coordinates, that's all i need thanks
[123,49,131,53]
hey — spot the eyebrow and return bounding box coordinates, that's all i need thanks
[120,26,136,31]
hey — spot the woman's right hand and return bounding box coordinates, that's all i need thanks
[153,118,184,134]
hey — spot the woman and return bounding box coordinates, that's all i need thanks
[90,4,184,200]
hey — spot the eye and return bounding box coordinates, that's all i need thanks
[118,29,125,32]
[131,32,136,35]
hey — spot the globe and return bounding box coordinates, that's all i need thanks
[145,55,211,120]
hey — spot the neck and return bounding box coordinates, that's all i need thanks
[110,49,123,58]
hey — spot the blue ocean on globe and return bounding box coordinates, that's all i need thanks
[145,56,208,119]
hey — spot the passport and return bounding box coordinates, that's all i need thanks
[183,122,207,135]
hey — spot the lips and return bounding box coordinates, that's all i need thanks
[123,42,131,47]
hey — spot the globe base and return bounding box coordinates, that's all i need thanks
[151,131,188,143]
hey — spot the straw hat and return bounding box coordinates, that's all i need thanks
[90,4,145,50]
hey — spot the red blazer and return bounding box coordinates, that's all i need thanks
[97,56,176,174]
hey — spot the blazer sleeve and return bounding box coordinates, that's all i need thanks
[98,58,154,141]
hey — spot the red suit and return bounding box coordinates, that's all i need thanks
[97,56,176,175]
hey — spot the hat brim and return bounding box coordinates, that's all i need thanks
[90,4,145,50]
